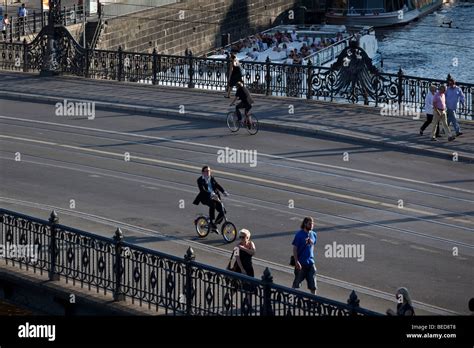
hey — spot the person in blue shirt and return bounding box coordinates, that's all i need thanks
[291,216,317,295]
[445,78,465,137]
[18,4,27,17]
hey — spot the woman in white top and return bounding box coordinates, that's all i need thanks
[420,85,440,137]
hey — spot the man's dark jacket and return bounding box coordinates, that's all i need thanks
[193,176,225,205]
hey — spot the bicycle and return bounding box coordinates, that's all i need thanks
[226,109,259,135]
[194,196,237,243]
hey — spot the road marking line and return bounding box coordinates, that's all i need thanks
[409,245,440,254]
[1,133,473,227]
[1,115,473,194]
[0,197,462,314]
[380,238,400,245]
[355,233,374,238]
[1,153,473,248]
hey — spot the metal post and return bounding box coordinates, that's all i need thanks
[41,0,44,28]
[261,267,274,316]
[306,59,313,100]
[82,5,85,48]
[184,247,195,316]
[21,13,25,36]
[33,10,36,33]
[152,48,157,85]
[265,56,271,96]
[397,67,404,110]
[188,51,194,88]
[113,228,125,301]
[16,17,20,41]
[117,45,123,81]
[446,73,452,84]
[84,46,89,78]
[48,210,60,281]
[22,38,27,72]
[226,54,231,94]
[347,290,360,316]
[9,17,13,42]
[374,76,380,107]
[40,0,63,76]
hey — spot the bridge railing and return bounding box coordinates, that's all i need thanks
[0,41,472,119]
[0,208,380,316]
[2,5,92,43]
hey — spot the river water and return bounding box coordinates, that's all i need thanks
[377,1,474,84]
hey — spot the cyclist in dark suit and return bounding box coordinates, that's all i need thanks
[230,81,254,125]
[193,166,228,231]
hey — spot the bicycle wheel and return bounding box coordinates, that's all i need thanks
[226,111,240,132]
[246,114,259,135]
[221,221,237,243]
[195,216,210,238]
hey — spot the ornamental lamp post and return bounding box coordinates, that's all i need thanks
[40,0,63,76]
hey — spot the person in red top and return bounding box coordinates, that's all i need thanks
[431,85,455,142]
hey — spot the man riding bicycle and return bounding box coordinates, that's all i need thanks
[230,81,254,127]
[193,166,229,232]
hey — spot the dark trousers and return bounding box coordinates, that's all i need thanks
[421,114,440,136]
[236,102,251,121]
[203,198,224,223]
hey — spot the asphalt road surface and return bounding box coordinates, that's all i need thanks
[0,98,473,314]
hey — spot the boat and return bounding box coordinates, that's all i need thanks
[207,24,381,68]
[140,25,382,100]
[324,0,443,27]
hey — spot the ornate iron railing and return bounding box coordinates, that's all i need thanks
[0,39,472,119]
[0,208,380,316]
[3,5,89,43]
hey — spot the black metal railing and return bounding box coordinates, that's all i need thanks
[0,40,472,119]
[2,5,91,43]
[0,208,380,316]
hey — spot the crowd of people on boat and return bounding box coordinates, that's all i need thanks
[214,28,348,65]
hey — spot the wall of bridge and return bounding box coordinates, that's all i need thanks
[97,0,301,55]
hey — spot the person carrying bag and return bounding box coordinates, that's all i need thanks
[226,247,241,273]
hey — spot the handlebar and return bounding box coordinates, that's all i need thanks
[211,192,229,201]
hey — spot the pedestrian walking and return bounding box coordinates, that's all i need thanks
[386,287,415,316]
[17,3,27,30]
[234,229,255,277]
[291,217,318,295]
[431,85,455,142]
[225,53,243,98]
[1,14,9,42]
[419,85,440,138]
[446,77,465,137]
